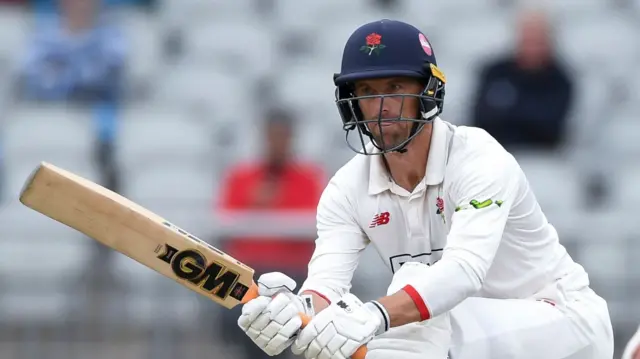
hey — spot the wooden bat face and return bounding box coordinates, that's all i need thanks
[18,162,365,358]
[19,162,257,309]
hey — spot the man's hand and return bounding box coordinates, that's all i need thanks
[291,293,388,359]
[237,272,314,356]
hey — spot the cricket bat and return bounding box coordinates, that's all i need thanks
[19,162,368,359]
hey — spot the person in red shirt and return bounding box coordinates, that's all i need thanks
[215,107,326,359]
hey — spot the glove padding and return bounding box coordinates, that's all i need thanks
[622,324,640,359]
[291,293,383,359]
[237,272,314,356]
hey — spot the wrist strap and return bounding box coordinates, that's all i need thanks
[365,300,390,335]
[299,294,316,317]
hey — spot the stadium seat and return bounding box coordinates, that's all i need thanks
[3,157,98,202]
[150,64,252,122]
[117,105,212,169]
[0,199,92,249]
[0,5,30,64]
[403,0,505,23]
[124,286,202,327]
[571,208,637,304]
[0,237,90,287]
[514,152,583,215]
[436,65,476,126]
[542,0,612,16]
[609,166,640,210]
[436,12,514,67]
[0,291,71,324]
[3,105,94,157]
[184,21,277,79]
[117,9,162,85]
[599,118,640,161]
[159,0,260,25]
[557,13,640,75]
[273,0,377,32]
[0,200,92,323]
[276,64,336,115]
[2,105,98,200]
[124,163,214,203]
[564,70,608,152]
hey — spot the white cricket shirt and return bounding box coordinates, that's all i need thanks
[299,117,590,319]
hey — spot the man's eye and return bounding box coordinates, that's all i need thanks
[358,88,373,96]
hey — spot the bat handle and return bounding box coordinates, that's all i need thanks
[243,282,368,359]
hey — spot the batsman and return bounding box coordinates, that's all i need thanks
[237,19,615,359]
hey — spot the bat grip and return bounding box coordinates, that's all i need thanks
[242,282,368,359]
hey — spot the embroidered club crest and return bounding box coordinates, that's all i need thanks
[360,32,386,56]
[436,196,445,224]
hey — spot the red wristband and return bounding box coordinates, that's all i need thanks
[402,285,431,321]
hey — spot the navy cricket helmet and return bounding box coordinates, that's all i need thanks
[334,19,446,155]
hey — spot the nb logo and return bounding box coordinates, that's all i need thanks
[369,212,390,228]
[336,300,352,313]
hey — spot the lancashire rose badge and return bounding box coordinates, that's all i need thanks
[360,32,386,56]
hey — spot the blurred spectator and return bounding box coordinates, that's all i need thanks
[372,0,400,11]
[215,107,326,359]
[17,0,125,273]
[471,9,574,151]
[19,0,126,103]
[30,0,157,13]
[17,0,124,192]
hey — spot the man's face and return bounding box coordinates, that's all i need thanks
[265,121,292,164]
[59,0,97,29]
[353,77,423,150]
[516,12,551,70]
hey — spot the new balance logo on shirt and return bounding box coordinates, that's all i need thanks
[369,212,390,228]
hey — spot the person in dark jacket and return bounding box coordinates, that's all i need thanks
[471,9,574,151]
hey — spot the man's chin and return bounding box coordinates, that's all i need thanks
[373,138,405,151]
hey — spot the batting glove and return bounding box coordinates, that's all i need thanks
[237,272,315,356]
[291,293,388,359]
[622,324,640,359]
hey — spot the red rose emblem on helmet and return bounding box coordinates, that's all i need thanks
[366,33,382,46]
[360,32,386,56]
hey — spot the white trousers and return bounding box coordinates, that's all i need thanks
[365,286,614,359]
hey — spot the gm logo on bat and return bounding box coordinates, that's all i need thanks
[155,221,249,302]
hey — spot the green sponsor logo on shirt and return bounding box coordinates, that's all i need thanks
[455,199,504,212]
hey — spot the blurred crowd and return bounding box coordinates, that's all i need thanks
[0,0,638,358]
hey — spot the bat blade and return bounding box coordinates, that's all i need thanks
[19,161,257,309]
[18,162,367,359]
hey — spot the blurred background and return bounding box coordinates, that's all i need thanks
[0,0,638,358]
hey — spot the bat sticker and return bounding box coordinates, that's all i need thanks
[156,244,240,300]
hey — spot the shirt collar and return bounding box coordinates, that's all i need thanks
[368,117,452,195]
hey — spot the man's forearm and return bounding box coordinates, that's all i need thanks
[377,289,424,328]
[303,288,424,327]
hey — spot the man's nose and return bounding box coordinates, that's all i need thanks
[371,96,392,116]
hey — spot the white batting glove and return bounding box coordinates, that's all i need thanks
[237,272,315,356]
[622,324,640,359]
[291,293,388,359]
